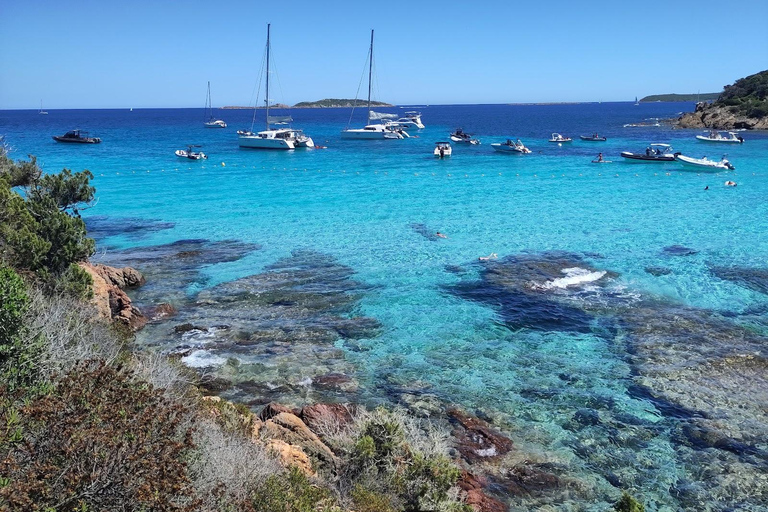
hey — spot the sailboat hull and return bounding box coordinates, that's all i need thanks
[238,134,294,149]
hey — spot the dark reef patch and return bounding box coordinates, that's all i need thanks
[711,265,768,296]
[85,215,175,241]
[662,244,698,257]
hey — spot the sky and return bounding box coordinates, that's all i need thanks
[1,0,767,109]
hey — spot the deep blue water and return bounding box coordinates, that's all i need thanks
[2,103,768,511]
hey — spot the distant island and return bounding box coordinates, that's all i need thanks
[221,99,393,109]
[293,98,393,108]
[640,93,719,102]
[677,69,768,130]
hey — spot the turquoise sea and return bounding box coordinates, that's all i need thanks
[2,103,768,511]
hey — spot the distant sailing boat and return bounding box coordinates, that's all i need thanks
[634,96,640,106]
[238,24,314,149]
[341,30,406,139]
[39,100,48,115]
[204,82,227,128]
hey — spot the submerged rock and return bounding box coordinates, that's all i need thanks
[662,244,698,257]
[711,266,768,296]
[84,215,175,242]
[645,266,672,276]
[448,408,513,463]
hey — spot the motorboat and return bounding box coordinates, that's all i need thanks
[695,130,744,144]
[580,133,607,141]
[434,142,452,158]
[388,111,425,130]
[674,153,734,171]
[450,129,480,145]
[238,25,314,149]
[491,139,531,153]
[341,31,407,140]
[52,129,101,144]
[548,133,572,143]
[620,143,675,162]
[203,81,227,128]
[175,145,207,160]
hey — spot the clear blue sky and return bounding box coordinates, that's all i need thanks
[1,0,766,109]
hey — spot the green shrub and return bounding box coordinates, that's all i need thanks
[350,485,396,512]
[615,491,645,512]
[251,466,339,512]
[0,266,42,392]
[0,362,197,511]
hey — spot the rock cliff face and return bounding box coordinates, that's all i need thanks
[80,262,147,331]
[677,101,768,130]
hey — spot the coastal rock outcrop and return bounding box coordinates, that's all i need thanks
[80,262,147,331]
[261,411,338,472]
[448,408,513,463]
[677,101,768,130]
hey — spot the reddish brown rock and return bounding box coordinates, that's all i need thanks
[458,471,508,512]
[80,262,146,331]
[300,403,354,434]
[448,408,513,463]
[313,372,359,393]
[259,402,295,422]
[147,302,177,321]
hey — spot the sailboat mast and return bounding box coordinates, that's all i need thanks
[206,81,211,121]
[266,23,271,131]
[367,29,373,125]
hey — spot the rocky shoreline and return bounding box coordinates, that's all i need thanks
[677,101,768,130]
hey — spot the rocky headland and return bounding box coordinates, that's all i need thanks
[676,69,768,130]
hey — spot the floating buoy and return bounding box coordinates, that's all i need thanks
[221,162,225,167]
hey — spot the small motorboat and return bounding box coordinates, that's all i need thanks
[434,142,452,158]
[674,153,734,171]
[388,111,425,130]
[491,139,531,154]
[580,133,607,141]
[548,133,572,143]
[695,130,744,144]
[175,145,207,160]
[450,129,480,145]
[620,144,675,162]
[52,129,101,144]
[204,119,227,128]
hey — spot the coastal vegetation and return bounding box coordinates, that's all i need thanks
[293,99,393,108]
[0,148,476,511]
[677,69,768,129]
[639,93,719,102]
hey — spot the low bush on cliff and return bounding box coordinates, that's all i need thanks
[0,149,95,298]
[0,266,43,392]
[0,362,198,511]
[333,407,471,512]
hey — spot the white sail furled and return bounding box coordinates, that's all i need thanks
[267,115,293,124]
[369,111,397,120]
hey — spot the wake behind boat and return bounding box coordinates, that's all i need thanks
[239,24,314,150]
[674,153,734,171]
[695,130,744,144]
[620,143,675,162]
[52,129,101,144]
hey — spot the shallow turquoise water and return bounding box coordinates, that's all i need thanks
[3,104,768,510]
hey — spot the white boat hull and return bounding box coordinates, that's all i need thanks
[205,120,227,128]
[341,124,404,139]
[675,154,734,172]
[238,134,294,149]
[491,143,530,153]
[695,135,743,143]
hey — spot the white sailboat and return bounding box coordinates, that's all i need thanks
[239,24,313,150]
[341,30,407,140]
[204,82,226,128]
[39,100,48,115]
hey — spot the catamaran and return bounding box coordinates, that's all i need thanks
[341,30,407,140]
[204,82,226,128]
[239,24,314,150]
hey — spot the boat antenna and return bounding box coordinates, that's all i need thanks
[367,29,374,125]
[265,23,271,131]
